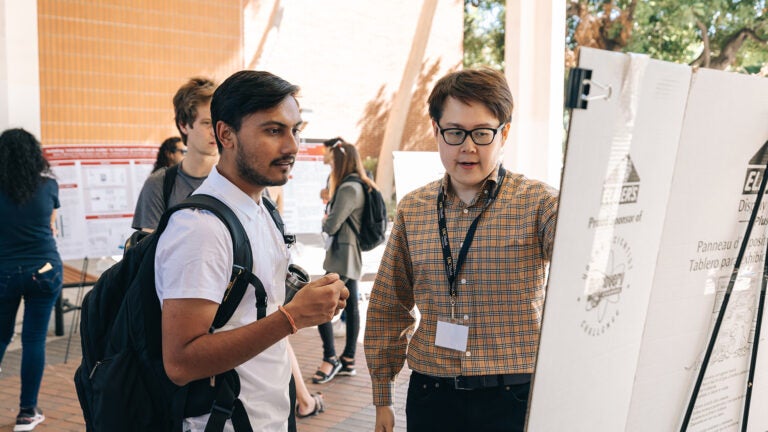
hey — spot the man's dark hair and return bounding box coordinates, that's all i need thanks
[173,77,216,144]
[427,67,514,125]
[211,70,300,152]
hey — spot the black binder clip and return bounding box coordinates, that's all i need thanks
[565,67,612,110]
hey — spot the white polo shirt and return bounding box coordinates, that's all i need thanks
[155,167,291,432]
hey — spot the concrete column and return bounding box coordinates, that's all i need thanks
[376,0,438,202]
[0,0,41,137]
[505,0,566,187]
[243,0,282,70]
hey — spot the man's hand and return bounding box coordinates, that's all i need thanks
[283,273,348,329]
[375,405,395,432]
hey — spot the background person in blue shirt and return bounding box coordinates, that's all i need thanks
[0,128,63,432]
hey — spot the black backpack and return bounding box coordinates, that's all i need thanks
[74,194,285,432]
[341,175,388,251]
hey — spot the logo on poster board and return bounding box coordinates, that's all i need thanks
[742,140,768,194]
[600,154,640,205]
[579,235,633,336]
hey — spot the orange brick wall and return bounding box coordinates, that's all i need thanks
[37,0,243,146]
[34,0,463,155]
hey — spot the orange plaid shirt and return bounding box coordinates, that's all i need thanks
[364,165,559,406]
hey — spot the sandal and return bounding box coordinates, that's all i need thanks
[338,356,356,376]
[312,357,341,384]
[296,392,325,418]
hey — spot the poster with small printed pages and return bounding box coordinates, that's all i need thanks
[527,47,768,431]
[46,140,335,261]
[45,145,156,260]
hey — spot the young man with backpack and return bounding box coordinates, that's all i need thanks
[132,77,219,233]
[156,70,348,432]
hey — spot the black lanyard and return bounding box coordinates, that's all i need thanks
[437,166,506,312]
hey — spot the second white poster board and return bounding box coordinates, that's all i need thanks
[528,48,768,431]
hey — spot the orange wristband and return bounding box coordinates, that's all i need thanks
[278,305,298,334]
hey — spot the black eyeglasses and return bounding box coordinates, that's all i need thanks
[172,148,188,155]
[437,123,506,146]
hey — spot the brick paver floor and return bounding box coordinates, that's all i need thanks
[1,235,410,431]
[0,327,410,431]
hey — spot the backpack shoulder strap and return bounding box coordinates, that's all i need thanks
[159,195,261,432]
[202,371,253,432]
[261,195,284,236]
[159,194,252,270]
[262,195,296,248]
[341,174,366,188]
[339,175,366,237]
[158,194,263,327]
[345,218,361,238]
[162,164,180,208]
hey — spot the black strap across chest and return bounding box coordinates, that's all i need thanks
[437,167,506,298]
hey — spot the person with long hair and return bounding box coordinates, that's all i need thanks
[0,128,63,431]
[152,136,186,173]
[312,141,377,384]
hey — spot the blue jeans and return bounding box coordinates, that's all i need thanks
[0,261,62,408]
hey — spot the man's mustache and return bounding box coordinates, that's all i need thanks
[272,156,296,165]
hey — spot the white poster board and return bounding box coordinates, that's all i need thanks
[281,140,330,234]
[528,48,768,431]
[45,140,332,258]
[45,145,156,260]
[392,151,444,204]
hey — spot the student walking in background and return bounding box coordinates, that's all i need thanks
[151,136,186,173]
[312,141,376,384]
[0,129,64,431]
[320,137,351,338]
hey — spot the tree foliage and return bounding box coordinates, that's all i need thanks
[632,0,767,71]
[464,0,505,69]
[566,0,638,54]
[566,0,768,73]
[463,1,767,74]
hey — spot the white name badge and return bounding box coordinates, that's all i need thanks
[435,318,469,352]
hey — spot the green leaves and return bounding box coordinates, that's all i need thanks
[464,0,766,73]
[590,0,766,71]
[463,0,505,69]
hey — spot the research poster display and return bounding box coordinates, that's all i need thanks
[281,141,330,234]
[528,48,768,431]
[46,140,333,262]
[45,145,156,260]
